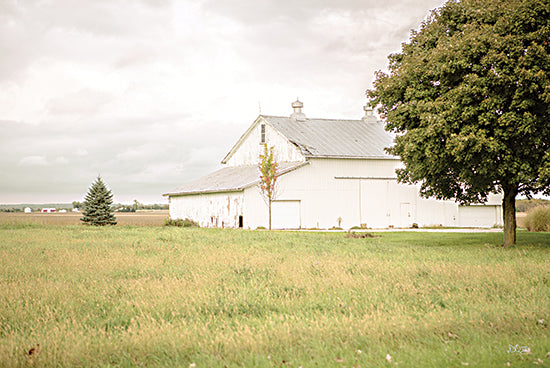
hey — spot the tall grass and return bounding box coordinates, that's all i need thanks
[524,206,550,232]
[0,226,548,367]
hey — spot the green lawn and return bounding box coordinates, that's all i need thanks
[0,225,548,367]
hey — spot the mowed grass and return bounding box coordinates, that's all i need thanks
[0,226,548,367]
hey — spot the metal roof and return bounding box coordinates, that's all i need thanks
[262,116,396,158]
[164,161,307,196]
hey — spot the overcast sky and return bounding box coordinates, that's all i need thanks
[0,0,445,204]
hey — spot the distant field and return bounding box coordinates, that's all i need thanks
[0,225,548,367]
[0,211,169,226]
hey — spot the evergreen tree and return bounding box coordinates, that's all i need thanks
[80,176,117,226]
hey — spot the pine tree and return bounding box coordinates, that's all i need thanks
[80,176,117,226]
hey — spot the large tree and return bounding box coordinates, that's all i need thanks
[80,176,117,226]
[367,0,550,246]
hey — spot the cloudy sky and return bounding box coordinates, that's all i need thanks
[0,0,445,204]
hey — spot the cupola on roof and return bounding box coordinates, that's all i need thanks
[290,98,306,121]
[362,105,378,123]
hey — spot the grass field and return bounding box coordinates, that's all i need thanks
[0,225,548,367]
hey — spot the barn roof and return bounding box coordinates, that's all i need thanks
[164,161,307,196]
[261,115,396,159]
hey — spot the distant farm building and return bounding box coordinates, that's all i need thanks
[24,207,32,213]
[40,208,56,213]
[164,100,503,229]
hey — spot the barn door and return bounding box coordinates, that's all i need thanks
[458,205,497,227]
[271,200,301,229]
[360,179,389,228]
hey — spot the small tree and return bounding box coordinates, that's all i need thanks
[80,176,117,226]
[258,144,279,230]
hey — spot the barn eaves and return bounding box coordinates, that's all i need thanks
[163,161,308,197]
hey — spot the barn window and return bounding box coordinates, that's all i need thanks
[239,215,243,228]
[260,124,266,143]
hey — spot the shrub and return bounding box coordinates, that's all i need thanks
[164,218,199,228]
[523,206,550,232]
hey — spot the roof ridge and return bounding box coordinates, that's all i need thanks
[261,115,368,123]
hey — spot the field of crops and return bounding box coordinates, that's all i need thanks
[0,225,548,367]
[0,211,169,226]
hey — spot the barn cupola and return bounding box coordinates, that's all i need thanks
[362,105,378,123]
[290,99,306,121]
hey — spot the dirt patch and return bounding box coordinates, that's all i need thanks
[345,231,380,239]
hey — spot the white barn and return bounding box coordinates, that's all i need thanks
[164,100,502,229]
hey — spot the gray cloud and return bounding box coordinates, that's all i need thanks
[47,88,111,115]
[0,0,445,204]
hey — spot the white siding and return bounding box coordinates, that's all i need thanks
[356,178,460,228]
[169,192,244,228]
[360,179,391,228]
[458,205,502,227]
[270,158,403,229]
[246,158,501,229]
[169,156,503,230]
[272,200,301,229]
[243,186,266,229]
[415,197,459,227]
[224,117,305,166]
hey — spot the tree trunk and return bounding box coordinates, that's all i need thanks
[502,184,518,247]
[268,198,272,230]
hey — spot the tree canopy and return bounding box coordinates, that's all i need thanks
[80,176,117,226]
[367,0,550,246]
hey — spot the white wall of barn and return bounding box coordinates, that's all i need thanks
[256,157,403,229]
[271,158,401,229]
[244,157,503,229]
[169,191,244,228]
[224,117,305,166]
[243,186,269,229]
[168,156,503,229]
[168,157,504,229]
